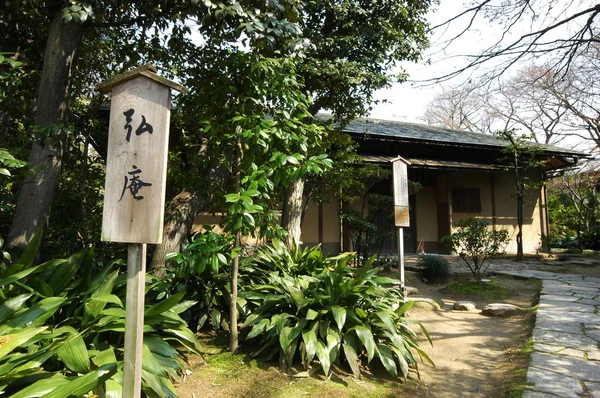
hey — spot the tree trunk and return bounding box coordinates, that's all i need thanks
[281,178,305,250]
[7,14,85,252]
[229,138,242,353]
[516,191,524,260]
[150,188,205,278]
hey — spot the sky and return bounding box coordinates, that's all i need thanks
[369,2,477,123]
[368,1,582,124]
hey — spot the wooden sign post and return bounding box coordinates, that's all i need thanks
[97,65,186,398]
[391,156,410,295]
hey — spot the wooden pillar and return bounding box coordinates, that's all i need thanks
[122,243,146,398]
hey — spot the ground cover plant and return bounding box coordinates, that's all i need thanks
[0,232,200,397]
[239,242,433,380]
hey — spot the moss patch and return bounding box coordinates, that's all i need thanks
[176,334,419,398]
[445,279,508,300]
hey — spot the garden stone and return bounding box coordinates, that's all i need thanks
[411,297,442,311]
[453,301,478,311]
[405,286,419,295]
[481,303,519,317]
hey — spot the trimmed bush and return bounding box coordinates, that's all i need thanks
[418,255,450,284]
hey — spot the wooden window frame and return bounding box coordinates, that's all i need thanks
[452,187,482,213]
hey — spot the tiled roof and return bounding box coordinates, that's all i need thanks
[319,114,587,157]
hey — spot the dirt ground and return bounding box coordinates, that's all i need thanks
[403,271,539,397]
[175,268,542,398]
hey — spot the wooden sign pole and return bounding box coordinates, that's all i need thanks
[397,228,405,291]
[391,156,410,297]
[122,243,146,398]
[96,65,186,398]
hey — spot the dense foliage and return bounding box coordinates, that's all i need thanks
[0,232,200,397]
[442,218,510,284]
[240,242,432,380]
[418,255,450,284]
[547,169,600,252]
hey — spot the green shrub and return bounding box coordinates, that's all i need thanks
[167,228,237,332]
[241,243,432,380]
[441,218,510,284]
[418,255,450,284]
[0,231,200,397]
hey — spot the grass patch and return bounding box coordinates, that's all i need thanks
[445,279,508,299]
[177,333,419,398]
[497,313,537,398]
[494,278,540,398]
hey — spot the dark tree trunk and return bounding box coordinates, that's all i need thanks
[281,178,305,250]
[150,138,219,277]
[229,138,242,353]
[150,188,205,278]
[7,14,85,252]
[516,191,524,260]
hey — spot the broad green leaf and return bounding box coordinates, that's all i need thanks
[9,374,69,398]
[331,306,346,331]
[301,328,317,365]
[315,340,331,376]
[40,363,117,398]
[163,328,200,353]
[224,193,240,203]
[145,292,185,317]
[141,369,177,398]
[355,307,368,319]
[91,347,117,367]
[0,294,32,323]
[396,300,414,316]
[353,326,375,363]
[305,308,319,320]
[3,297,66,330]
[389,345,410,378]
[376,311,398,334]
[170,300,197,315]
[376,344,398,378]
[0,259,66,287]
[0,327,46,358]
[47,248,88,295]
[57,331,90,373]
[144,336,178,358]
[342,343,361,378]
[142,344,166,376]
[247,318,270,339]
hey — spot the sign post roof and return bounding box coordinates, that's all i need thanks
[96,64,187,94]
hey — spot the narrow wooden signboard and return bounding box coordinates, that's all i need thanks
[97,65,186,398]
[391,156,410,292]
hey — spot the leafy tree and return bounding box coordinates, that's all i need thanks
[278,0,433,246]
[496,129,545,260]
[547,168,600,252]
[442,217,509,284]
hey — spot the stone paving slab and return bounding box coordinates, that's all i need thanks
[535,308,600,325]
[533,329,599,352]
[538,300,596,313]
[530,351,600,382]
[526,363,584,397]
[494,269,600,397]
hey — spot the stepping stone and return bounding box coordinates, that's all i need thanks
[481,303,519,317]
[405,286,419,295]
[453,301,478,311]
[410,297,442,311]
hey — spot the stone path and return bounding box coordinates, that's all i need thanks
[494,269,600,398]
